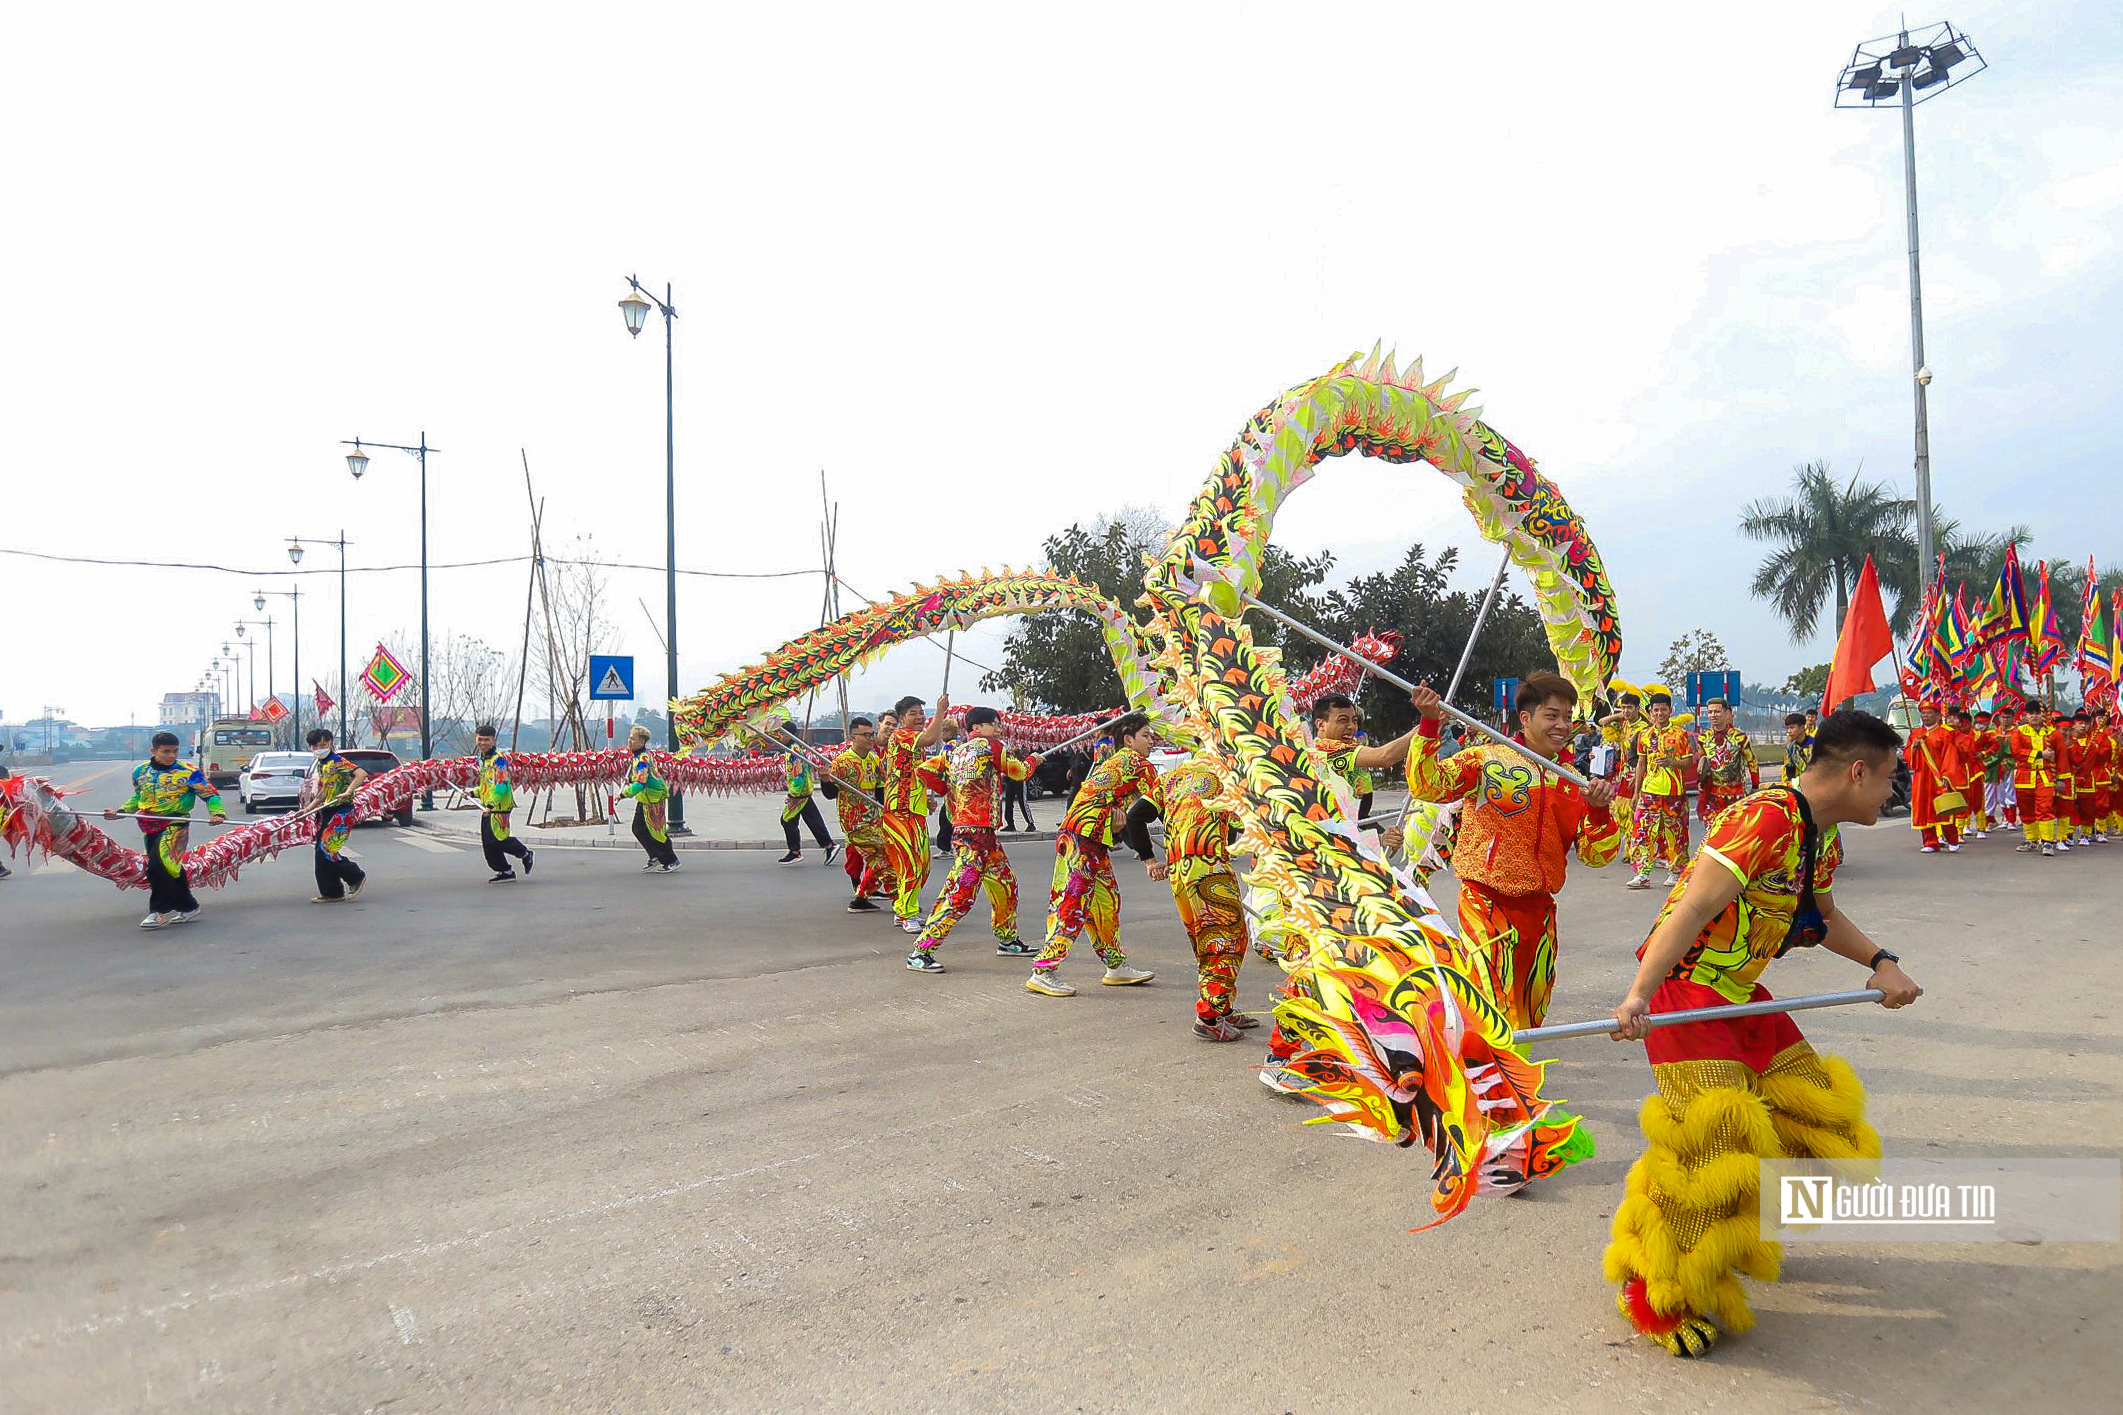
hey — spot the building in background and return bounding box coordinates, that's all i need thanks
[160,691,220,733]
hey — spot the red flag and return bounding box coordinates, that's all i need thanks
[313,680,335,714]
[1823,556,1896,712]
[258,696,290,724]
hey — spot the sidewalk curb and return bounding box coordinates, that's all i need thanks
[405,817,1061,852]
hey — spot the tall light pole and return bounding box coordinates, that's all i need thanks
[235,618,274,717]
[1837,21,1985,592]
[258,587,302,741]
[619,275,688,832]
[341,432,437,801]
[289,533,350,739]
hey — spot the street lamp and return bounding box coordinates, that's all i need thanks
[340,435,435,800]
[258,585,303,741]
[618,273,688,832]
[1836,20,1986,594]
[231,622,259,713]
[236,616,276,722]
[289,533,350,739]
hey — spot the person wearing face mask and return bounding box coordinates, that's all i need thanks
[303,727,370,901]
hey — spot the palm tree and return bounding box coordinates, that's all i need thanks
[1739,461,1916,642]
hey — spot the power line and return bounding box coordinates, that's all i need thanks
[0,545,820,581]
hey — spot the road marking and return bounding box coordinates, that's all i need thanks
[391,832,465,854]
[389,1305,418,1345]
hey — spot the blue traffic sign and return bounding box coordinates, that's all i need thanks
[1492,676,1520,714]
[1685,670,1743,708]
[588,654,635,701]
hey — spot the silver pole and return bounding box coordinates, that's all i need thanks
[1515,987,1912,1044]
[1901,62,1935,585]
[1394,545,1515,828]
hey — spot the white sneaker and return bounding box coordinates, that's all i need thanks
[1101,964,1155,986]
[896,916,922,935]
[138,913,170,930]
[2057,841,2072,852]
[1626,872,1651,890]
[1662,871,1679,887]
[1920,845,1938,854]
[1947,844,1961,853]
[171,908,200,924]
[1024,970,1075,997]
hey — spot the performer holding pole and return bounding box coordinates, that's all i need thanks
[1604,709,1920,1358]
[1028,712,1162,995]
[304,727,369,901]
[905,706,1041,972]
[473,724,535,882]
[880,694,954,935]
[621,724,680,871]
[828,717,891,911]
[103,730,225,929]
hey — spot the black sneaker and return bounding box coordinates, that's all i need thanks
[905,950,945,974]
[847,896,881,913]
[824,842,841,865]
[777,851,802,865]
[489,871,517,883]
[521,849,535,877]
[995,937,1036,956]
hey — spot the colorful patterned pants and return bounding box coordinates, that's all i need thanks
[1627,792,1688,873]
[1037,831,1126,970]
[143,825,198,915]
[313,807,366,898]
[842,827,889,896]
[1605,978,1879,1349]
[916,827,1020,949]
[1696,783,1746,826]
[1171,860,1246,1023]
[880,811,932,921]
[1457,881,1557,1031]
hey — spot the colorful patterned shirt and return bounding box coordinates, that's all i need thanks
[1060,746,1161,846]
[1407,723,1618,896]
[476,750,515,814]
[828,748,885,834]
[1316,738,1373,799]
[1156,759,1234,865]
[784,753,816,801]
[120,759,223,832]
[934,736,1038,830]
[1782,734,1814,783]
[1641,787,1842,1004]
[1634,724,1692,797]
[1696,727,1759,791]
[882,726,930,816]
[621,748,668,803]
[312,752,361,811]
[2008,724,2053,789]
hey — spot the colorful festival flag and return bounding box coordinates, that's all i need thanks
[255,696,290,724]
[313,680,336,715]
[1970,543,2030,654]
[359,644,412,703]
[2074,557,2112,691]
[2028,562,2063,676]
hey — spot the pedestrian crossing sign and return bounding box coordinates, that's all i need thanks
[589,654,635,701]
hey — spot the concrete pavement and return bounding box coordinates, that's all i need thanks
[2,760,2119,1412]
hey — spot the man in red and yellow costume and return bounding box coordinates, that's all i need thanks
[2069,710,2105,845]
[1029,712,1162,996]
[1625,691,1691,889]
[904,707,1041,972]
[879,693,955,935]
[1126,755,1256,1041]
[828,717,891,911]
[1906,701,1969,853]
[1405,671,1620,1030]
[1605,710,1920,1358]
[1692,697,1758,827]
[1947,709,1983,841]
[2008,700,2059,856]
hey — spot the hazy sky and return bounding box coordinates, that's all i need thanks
[4,2,2119,729]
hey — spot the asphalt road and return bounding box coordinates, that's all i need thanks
[3,761,2119,1413]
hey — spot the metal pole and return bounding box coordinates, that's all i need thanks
[1448,547,1513,706]
[1514,987,1912,1045]
[1902,64,1935,588]
[264,617,275,724]
[292,588,301,741]
[418,434,433,804]
[338,532,349,740]
[664,287,686,833]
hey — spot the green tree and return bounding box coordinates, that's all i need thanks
[983,510,1334,712]
[1782,663,1830,698]
[1301,543,1552,739]
[1657,628,1733,687]
[1740,461,1917,641]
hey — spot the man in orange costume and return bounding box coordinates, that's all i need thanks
[904,706,1041,972]
[1405,672,1621,1030]
[2096,707,2121,841]
[1948,710,1984,841]
[2008,699,2059,856]
[880,693,955,935]
[1906,701,1969,853]
[1626,692,1692,888]
[2052,715,2081,852]
[1967,708,2000,838]
[2069,710,2105,845]
[1693,696,1759,827]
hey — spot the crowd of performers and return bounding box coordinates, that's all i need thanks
[80,681,1926,1362]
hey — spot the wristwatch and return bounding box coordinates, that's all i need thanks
[1865,948,1900,971]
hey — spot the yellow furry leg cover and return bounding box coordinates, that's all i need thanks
[1604,1072,1784,1340]
[1760,1047,1883,1165]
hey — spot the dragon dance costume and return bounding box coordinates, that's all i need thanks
[621,746,678,868]
[880,725,935,924]
[1126,759,1248,1028]
[1037,745,1161,973]
[1628,723,1693,877]
[778,753,834,855]
[829,745,889,898]
[119,757,224,916]
[1405,719,1619,1030]
[913,736,1040,955]
[1606,786,1880,1356]
[1694,726,1759,826]
[310,751,368,898]
[476,746,533,878]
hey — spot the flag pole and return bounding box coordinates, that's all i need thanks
[1515,987,1919,1044]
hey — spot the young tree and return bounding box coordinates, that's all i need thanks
[1782,663,1831,698]
[1656,629,1733,687]
[427,633,519,756]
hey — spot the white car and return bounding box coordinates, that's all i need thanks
[240,751,314,814]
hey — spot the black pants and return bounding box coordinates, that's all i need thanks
[1003,778,1034,832]
[633,803,678,866]
[313,809,366,899]
[143,827,199,914]
[481,814,532,873]
[782,798,832,852]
